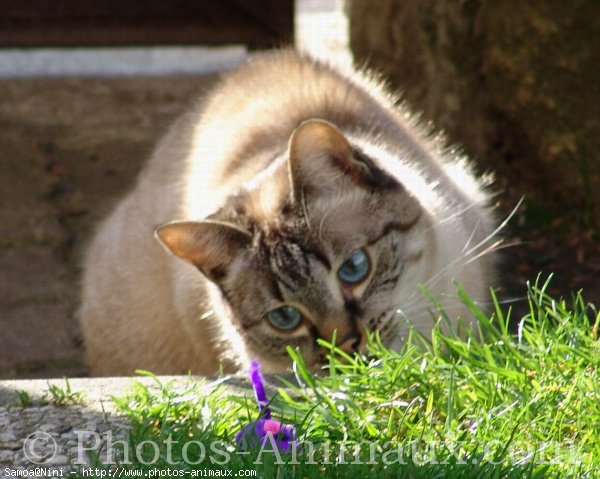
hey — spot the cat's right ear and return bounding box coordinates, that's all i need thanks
[155,220,251,282]
[288,119,387,204]
[288,119,354,203]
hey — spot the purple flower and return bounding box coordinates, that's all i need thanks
[236,360,297,452]
[249,359,270,419]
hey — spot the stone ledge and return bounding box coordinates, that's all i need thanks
[0,376,254,473]
[0,376,197,411]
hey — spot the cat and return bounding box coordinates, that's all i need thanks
[79,50,496,376]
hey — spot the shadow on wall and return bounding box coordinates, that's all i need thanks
[349,0,600,311]
[0,75,219,379]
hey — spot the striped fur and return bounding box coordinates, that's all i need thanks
[79,51,496,375]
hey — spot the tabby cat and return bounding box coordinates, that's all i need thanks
[79,50,496,376]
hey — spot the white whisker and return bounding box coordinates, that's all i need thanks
[439,201,480,226]
[462,197,523,259]
[462,218,481,254]
[462,239,505,265]
[403,199,524,306]
[391,290,528,328]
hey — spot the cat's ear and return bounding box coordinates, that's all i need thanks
[156,220,251,282]
[288,119,383,202]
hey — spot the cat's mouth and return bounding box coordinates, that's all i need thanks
[309,313,399,366]
[363,310,399,347]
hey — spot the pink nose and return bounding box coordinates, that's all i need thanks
[338,333,362,355]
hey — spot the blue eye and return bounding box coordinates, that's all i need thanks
[266,305,303,331]
[338,249,370,284]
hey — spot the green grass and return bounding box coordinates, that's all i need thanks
[14,389,33,407]
[46,377,85,406]
[76,277,599,478]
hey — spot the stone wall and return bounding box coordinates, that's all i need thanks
[349,0,600,228]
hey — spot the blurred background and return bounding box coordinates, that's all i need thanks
[1,0,598,379]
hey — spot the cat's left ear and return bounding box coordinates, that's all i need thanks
[155,220,251,282]
[288,119,388,203]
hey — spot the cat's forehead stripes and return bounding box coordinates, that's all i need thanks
[267,238,326,296]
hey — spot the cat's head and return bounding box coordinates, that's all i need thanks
[157,119,431,372]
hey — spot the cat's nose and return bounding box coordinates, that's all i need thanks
[318,323,366,354]
[338,332,363,355]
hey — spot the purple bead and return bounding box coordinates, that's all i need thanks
[236,419,297,452]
